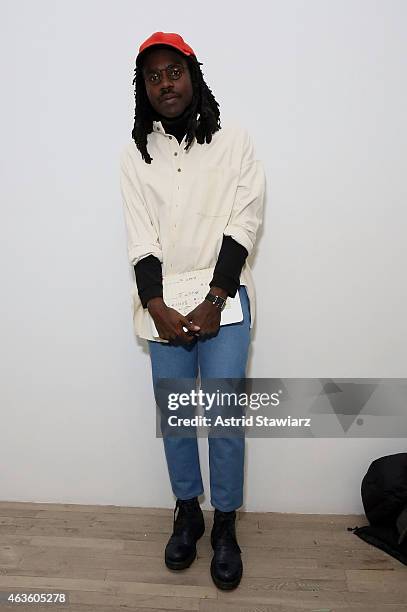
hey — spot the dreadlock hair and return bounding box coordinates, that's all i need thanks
[131,48,221,164]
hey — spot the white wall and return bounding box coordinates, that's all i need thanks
[1,0,406,513]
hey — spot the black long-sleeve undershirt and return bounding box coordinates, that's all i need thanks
[209,235,248,296]
[135,235,248,308]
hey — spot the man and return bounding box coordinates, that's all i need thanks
[120,31,266,590]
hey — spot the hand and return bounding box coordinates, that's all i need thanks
[147,297,200,344]
[186,299,222,339]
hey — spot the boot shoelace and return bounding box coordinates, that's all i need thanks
[212,513,241,551]
[172,498,200,534]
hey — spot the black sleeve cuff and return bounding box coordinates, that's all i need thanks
[134,255,163,308]
[138,284,163,308]
[209,235,248,298]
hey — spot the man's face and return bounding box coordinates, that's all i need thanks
[141,47,194,118]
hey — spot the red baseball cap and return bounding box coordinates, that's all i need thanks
[136,31,196,66]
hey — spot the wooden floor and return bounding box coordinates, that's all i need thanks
[0,501,406,611]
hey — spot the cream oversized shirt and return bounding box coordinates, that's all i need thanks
[119,114,266,343]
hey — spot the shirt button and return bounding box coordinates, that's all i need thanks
[177,168,181,172]
[174,152,178,156]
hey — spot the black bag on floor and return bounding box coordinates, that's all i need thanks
[350,452,407,565]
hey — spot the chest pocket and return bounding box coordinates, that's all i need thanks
[190,165,239,218]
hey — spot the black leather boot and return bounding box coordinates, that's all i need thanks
[165,496,205,570]
[210,508,243,590]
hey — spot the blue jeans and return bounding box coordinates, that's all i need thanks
[147,285,251,512]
